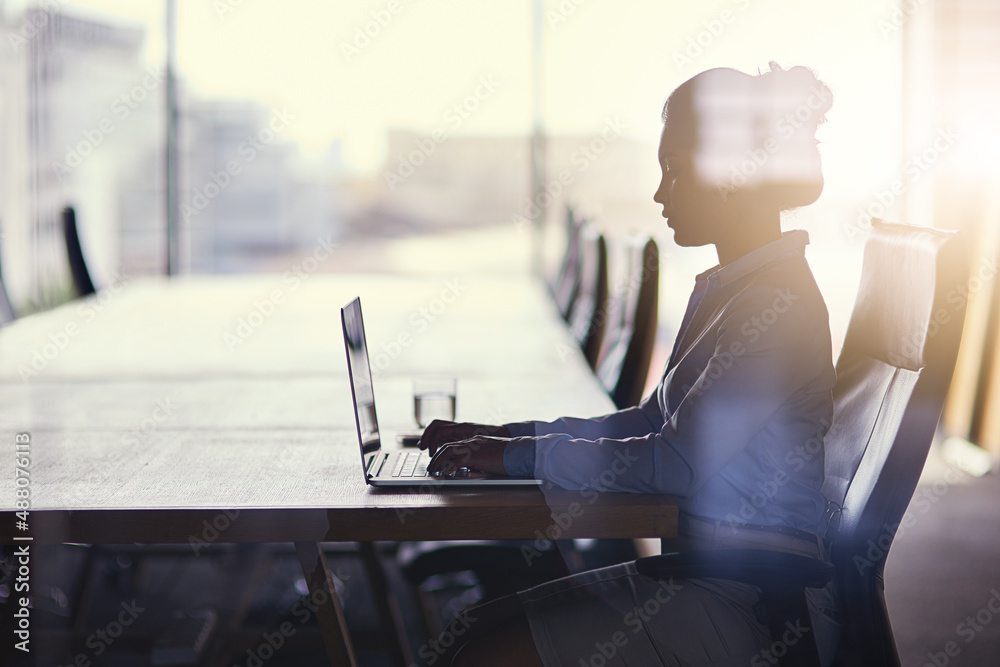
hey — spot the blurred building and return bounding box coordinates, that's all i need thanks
[0,7,153,311]
[0,6,345,305]
[350,128,657,240]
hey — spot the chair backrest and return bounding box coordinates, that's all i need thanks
[553,210,585,321]
[567,228,608,370]
[822,219,967,666]
[596,237,659,408]
[62,206,97,297]
[550,205,576,289]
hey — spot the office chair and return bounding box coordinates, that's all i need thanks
[62,206,97,297]
[553,210,585,321]
[596,236,659,408]
[567,228,608,370]
[635,219,967,666]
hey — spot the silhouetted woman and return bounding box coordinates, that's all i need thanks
[422,62,839,666]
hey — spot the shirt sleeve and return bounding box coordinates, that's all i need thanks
[502,440,536,477]
[527,288,819,495]
[503,394,664,440]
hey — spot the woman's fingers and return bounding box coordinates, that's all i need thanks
[418,421,508,455]
[428,438,507,475]
[427,443,463,474]
[417,419,458,455]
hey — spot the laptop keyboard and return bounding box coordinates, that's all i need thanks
[390,451,471,478]
[392,452,429,477]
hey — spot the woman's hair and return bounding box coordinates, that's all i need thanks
[662,62,833,212]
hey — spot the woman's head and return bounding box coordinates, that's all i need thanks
[653,63,832,249]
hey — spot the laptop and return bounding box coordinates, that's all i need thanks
[341,297,541,487]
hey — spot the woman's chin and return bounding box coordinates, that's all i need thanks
[669,227,707,248]
[667,224,691,246]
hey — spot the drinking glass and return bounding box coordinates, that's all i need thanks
[413,376,456,428]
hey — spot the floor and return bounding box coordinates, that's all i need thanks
[884,442,1000,666]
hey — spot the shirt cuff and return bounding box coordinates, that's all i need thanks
[502,438,537,478]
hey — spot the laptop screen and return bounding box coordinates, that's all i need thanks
[341,297,381,456]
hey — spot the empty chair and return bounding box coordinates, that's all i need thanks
[635,219,967,666]
[549,204,576,289]
[552,209,585,321]
[397,539,571,637]
[596,236,659,408]
[567,228,608,369]
[62,206,96,297]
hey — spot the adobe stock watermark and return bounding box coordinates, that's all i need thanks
[223,234,337,351]
[340,0,413,63]
[713,85,833,201]
[750,618,811,666]
[511,117,628,235]
[558,247,662,362]
[409,609,477,666]
[680,287,801,398]
[394,407,506,525]
[55,600,145,666]
[545,0,589,30]
[384,76,502,191]
[51,67,164,181]
[921,587,1000,667]
[188,444,296,556]
[120,396,178,446]
[189,509,241,556]
[182,107,294,225]
[234,579,351,667]
[673,0,753,72]
[846,126,960,243]
[18,270,131,382]
[214,0,251,22]
[725,418,833,526]
[889,254,998,368]
[853,464,964,575]
[520,447,640,566]
[576,578,683,667]
[8,2,69,53]
[878,0,931,40]
[370,278,469,379]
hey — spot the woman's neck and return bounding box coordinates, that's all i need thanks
[714,209,782,267]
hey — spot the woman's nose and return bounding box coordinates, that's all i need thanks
[654,180,669,206]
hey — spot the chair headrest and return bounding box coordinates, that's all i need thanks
[840,219,957,372]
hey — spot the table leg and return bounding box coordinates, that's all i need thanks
[359,542,415,666]
[295,542,358,667]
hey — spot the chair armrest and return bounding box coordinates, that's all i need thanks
[634,549,834,591]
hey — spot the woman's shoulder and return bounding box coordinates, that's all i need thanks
[718,256,833,355]
[730,254,828,316]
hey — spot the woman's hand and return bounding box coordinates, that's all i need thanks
[417,420,511,456]
[427,436,509,476]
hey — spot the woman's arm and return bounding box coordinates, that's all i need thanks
[431,288,830,490]
[522,294,827,494]
[420,387,664,463]
[504,393,664,440]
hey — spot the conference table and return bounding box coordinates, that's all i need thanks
[0,270,677,666]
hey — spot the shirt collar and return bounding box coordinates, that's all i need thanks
[695,230,810,287]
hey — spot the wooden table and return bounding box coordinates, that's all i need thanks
[0,273,677,666]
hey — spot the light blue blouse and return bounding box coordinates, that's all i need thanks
[503,230,835,532]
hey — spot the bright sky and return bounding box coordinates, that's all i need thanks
[11,0,906,193]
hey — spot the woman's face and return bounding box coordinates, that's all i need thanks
[653,122,731,248]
